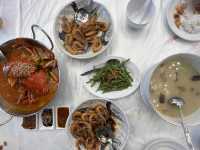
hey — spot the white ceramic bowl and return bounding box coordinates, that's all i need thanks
[143,138,187,150]
[140,53,200,126]
[167,0,200,41]
[53,0,113,59]
[66,98,129,150]
[126,0,156,29]
[82,56,141,99]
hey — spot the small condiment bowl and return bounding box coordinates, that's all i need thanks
[55,106,70,129]
[21,114,39,130]
[39,107,55,130]
[126,0,156,29]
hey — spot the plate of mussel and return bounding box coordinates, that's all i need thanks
[54,0,113,59]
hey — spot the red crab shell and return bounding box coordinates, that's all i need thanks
[22,70,49,96]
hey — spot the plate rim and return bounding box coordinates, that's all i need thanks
[143,138,187,150]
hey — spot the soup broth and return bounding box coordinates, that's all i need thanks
[0,39,59,115]
[150,57,200,118]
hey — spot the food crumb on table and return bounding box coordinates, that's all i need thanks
[0,18,3,29]
[0,141,7,150]
[3,141,7,146]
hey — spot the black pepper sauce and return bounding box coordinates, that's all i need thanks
[42,108,53,127]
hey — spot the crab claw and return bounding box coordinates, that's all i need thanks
[7,77,17,87]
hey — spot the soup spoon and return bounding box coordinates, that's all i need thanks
[168,96,195,150]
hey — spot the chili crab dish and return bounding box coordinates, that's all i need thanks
[0,38,59,115]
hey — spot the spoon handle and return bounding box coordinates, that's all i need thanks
[0,49,6,61]
[179,108,195,150]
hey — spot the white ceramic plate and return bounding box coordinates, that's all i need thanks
[66,98,129,150]
[82,56,141,99]
[53,0,113,59]
[143,138,187,150]
[167,0,200,41]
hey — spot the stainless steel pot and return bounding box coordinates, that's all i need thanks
[0,25,60,117]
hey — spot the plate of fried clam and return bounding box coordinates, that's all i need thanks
[66,99,129,150]
[54,0,113,59]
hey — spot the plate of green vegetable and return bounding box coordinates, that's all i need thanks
[81,56,141,99]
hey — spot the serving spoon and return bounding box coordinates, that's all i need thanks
[96,125,121,150]
[96,127,115,150]
[0,46,9,78]
[71,0,97,23]
[168,96,195,150]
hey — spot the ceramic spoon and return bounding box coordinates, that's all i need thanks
[168,96,195,150]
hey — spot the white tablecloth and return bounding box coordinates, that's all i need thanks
[1,0,200,149]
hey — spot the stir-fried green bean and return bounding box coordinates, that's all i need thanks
[87,59,133,93]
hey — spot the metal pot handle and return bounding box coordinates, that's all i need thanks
[31,24,54,50]
[0,115,13,127]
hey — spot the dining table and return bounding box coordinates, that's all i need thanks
[1,0,200,149]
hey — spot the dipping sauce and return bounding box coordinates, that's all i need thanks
[57,107,69,128]
[150,58,200,118]
[22,115,37,129]
[41,108,53,127]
